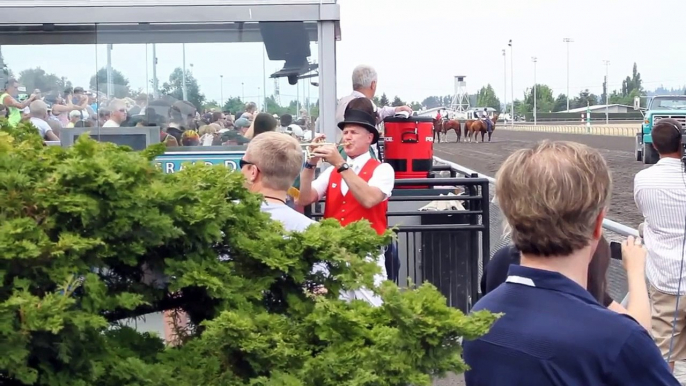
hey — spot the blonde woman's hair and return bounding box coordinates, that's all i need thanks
[209,123,223,132]
[198,124,216,136]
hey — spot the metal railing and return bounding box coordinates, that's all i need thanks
[433,156,638,237]
[432,156,639,304]
[304,175,491,312]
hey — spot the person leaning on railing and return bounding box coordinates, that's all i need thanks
[462,140,678,386]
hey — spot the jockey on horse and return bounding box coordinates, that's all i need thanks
[480,108,493,133]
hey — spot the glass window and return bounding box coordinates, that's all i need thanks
[651,96,686,110]
[1,20,320,171]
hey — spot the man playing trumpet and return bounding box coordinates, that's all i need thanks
[296,98,395,306]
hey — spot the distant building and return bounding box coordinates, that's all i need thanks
[415,106,445,118]
[560,104,634,114]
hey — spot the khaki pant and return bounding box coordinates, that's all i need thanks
[648,284,686,361]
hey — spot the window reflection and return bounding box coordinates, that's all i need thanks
[1,21,320,154]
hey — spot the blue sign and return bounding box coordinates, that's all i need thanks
[154,150,246,174]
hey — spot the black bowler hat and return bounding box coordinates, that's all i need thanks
[337,108,380,144]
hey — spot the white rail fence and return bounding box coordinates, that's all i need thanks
[497,125,637,137]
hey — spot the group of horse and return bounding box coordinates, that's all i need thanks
[432,113,500,143]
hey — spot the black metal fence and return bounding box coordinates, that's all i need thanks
[304,174,490,313]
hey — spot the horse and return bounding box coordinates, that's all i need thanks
[432,118,443,143]
[464,113,499,143]
[434,119,462,143]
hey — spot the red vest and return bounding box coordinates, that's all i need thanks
[324,159,388,235]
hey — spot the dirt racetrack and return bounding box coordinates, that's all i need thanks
[433,129,648,229]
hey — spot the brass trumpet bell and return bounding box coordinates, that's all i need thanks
[300,142,348,160]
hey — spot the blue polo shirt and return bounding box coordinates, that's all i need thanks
[463,265,678,386]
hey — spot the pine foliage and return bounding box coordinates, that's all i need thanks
[0,119,498,386]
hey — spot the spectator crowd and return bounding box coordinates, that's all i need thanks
[0,78,315,147]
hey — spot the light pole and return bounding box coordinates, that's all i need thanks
[182,43,187,101]
[603,60,610,125]
[262,46,267,112]
[508,39,514,125]
[502,49,507,119]
[220,75,224,108]
[152,44,159,99]
[106,44,113,99]
[563,38,574,112]
[532,56,537,126]
[241,82,245,101]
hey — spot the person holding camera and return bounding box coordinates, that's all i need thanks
[634,117,686,372]
[482,234,651,331]
[463,140,677,385]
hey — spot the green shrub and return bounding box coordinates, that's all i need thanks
[0,120,498,386]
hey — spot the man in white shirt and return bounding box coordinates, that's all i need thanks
[297,97,394,306]
[240,131,315,232]
[28,100,60,141]
[239,132,325,283]
[634,118,686,371]
[335,65,412,125]
[103,100,128,127]
[336,65,412,156]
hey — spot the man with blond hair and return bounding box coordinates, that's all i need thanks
[462,140,677,385]
[240,131,314,231]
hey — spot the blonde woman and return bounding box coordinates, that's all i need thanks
[198,124,218,146]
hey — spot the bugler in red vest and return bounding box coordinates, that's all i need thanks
[323,159,388,235]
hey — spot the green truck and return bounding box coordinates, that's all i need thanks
[635,95,686,164]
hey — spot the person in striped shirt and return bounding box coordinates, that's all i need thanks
[634,117,686,371]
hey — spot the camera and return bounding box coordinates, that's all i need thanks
[610,241,622,260]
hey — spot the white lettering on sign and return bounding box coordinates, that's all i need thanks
[425,136,434,142]
[154,159,241,173]
[383,137,393,142]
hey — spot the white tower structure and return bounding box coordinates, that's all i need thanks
[274,77,281,105]
[449,75,469,114]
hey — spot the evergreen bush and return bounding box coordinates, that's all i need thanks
[0,119,498,386]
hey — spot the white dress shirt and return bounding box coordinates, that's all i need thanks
[311,150,394,199]
[634,157,686,295]
[335,90,396,125]
[310,150,395,306]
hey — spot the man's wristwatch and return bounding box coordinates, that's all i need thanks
[337,163,350,173]
[303,161,316,169]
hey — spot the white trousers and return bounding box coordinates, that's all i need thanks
[339,249,387,307]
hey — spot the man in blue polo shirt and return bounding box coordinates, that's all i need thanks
[463,140,678,385]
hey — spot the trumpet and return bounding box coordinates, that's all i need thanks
[300,142,350,160]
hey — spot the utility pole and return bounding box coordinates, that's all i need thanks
[106,44,113,99]
[563,38,574,112]
[182,43,187,101]
[502,49,507,119]
[532,57,537,126]
[152,44,159,99]
[508,39,514,126]
[603,60,610,125]
[220,75,224,108]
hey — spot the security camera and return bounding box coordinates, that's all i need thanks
[288,75,298,85]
